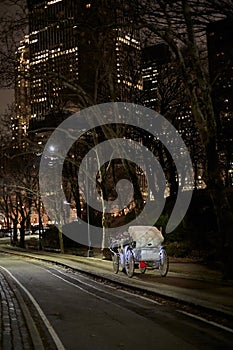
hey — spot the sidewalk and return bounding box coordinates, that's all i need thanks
[0,270,33,350]
[0,244,233,320]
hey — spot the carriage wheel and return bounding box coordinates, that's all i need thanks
[159,248,169,277]
[112,253,119,274]
[125,249,135,278]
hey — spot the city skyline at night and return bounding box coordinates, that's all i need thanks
[1,0,233,286]
[24,0,142,126]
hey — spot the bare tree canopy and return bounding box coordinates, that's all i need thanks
[0,0,27,88]
[0,0,232,276]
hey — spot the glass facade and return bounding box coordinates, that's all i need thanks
[141,44,170,110]
[28,0,79,121]
[14,35,30,147]
[25,0,142,124]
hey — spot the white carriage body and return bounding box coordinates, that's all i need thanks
[128,226,164,262]
[110,226,169,276]
[134,247,160,261]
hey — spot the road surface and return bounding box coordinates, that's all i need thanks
[0,252,232,350]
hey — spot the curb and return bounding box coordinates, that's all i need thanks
[0,267,45,350]
[1,246,233,323]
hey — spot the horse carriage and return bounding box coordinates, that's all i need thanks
[109,226,169,278]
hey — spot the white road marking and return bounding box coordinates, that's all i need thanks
[0,266,66,350]
[177,309,233,334]
[44,267,152,318]
[43,264,162,306]
[44,264,233,335]
[45,268,110,303]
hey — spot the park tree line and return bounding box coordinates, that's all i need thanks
[0,0,233,278]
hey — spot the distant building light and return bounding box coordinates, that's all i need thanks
[47,0,62,6]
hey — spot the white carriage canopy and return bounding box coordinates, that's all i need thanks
[128,226,164,249]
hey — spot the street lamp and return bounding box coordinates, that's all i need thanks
[86,156,93,257]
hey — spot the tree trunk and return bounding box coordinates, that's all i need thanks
[19,226,25,248]
[12,222,18,246]
[205,136,233,279]
[101,194,112,260]
[58,224,64,254]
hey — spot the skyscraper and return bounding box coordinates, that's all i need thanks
[26,0,142,128]
[141,44,170,111]
[27,0,79,122]
[14,35,30,147]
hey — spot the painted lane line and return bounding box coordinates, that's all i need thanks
[55,267,162,305]
[43,267,158,316]
[66,268,162,305]
[45,268,109,303]
[48,266,233,334]
[43,265,162,308]
[177,309,233,334]
[0,269,45,350]
[0,266,66,350]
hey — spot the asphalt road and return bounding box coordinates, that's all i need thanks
[0,253,233,350]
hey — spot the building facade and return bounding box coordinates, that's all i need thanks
[14,35,30,147]
[25,0,142,127]
[141,44,170,111]
[27,0,79,122]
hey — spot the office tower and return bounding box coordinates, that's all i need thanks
[14,35,30,147]
[207,19,233,186]
[141,44,170,111]
[26,0,142,128]
[27,0,79,123]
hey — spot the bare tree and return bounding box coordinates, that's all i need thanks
[130,0,233,278]
[0,0,27,88]
[1,1,232,273]
[0,148,39,247]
